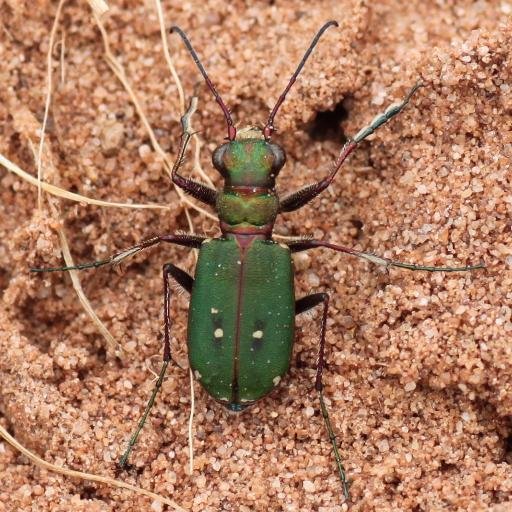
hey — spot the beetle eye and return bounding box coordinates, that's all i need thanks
[212,143,228,173]
[270,144,286,172]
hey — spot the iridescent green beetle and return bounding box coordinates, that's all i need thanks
[33,21,483,500]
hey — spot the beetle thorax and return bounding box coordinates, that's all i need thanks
[212,131,285,235]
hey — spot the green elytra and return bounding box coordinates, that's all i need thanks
[31,21,484,502]
[189,238,294,408]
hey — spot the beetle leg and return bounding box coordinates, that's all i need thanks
[296,292,350,500]
[278,83,422,213]
[287,239,484,273]
[278,140,357,213]
[31,232,202,467]
[172,97,218,206]
[31,233,206,273]
[162,264,193,360]
[119,263,194,468]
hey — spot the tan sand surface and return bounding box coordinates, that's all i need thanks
[0,1,511,510]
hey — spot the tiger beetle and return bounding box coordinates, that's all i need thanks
[32,21,483,501]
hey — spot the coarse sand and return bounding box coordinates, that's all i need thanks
[0,1,511,511]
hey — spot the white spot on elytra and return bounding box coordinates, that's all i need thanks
[214,328,223,338]
[194,370,202,380]
[211,308,219,314]
[273,375,281,386]
[252,330,263,339]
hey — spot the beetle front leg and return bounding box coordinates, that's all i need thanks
[287,239,484,272]
[296,293,350,500]
[31,233,206,273]
[279,83,422,213]
[172,97,218,207]
[119,263,194,468]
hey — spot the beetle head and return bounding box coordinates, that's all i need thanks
[212,127,286,187]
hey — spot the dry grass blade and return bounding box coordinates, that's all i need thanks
[51,201,122,356]
[0,153,169,210]
[187,367,195,475]
[93,7,203,481]
[28,133,122,356]
[88,0,109,17]
[4,3,188,505]
[154,0,185,114]
[36,0,65,210]
[154,0,214,189]
[93,13,217,222]
[0,425,188,511]
[192,134,214,187]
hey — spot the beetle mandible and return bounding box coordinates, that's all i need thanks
[33,21,483,500]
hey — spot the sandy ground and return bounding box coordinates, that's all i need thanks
[1,1,511,511]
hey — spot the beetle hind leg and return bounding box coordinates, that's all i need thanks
[296,293,350,501]
[119,263,194,468]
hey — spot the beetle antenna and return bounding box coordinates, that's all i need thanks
[263,20,338,140]
[171,26,237,140]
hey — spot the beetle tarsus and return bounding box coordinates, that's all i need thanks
[119,359,170,468]
[353,82,423,143]
[319,388,350,501]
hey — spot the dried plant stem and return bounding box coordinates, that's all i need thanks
[93,13,216,223]
[0,425,187,511]
[192,135,213,187]
[32,0,154,356]
[49,200,121,355]
[55,221,121,353]
[0,153,168,210]
[187,367,195,475]
[28,137,121,355]
[154,6,199,471]
[154,0,185,113]
[94,8,202,478]
[36,0,66,211]
[155,0,214,189]
[88,0,109,17]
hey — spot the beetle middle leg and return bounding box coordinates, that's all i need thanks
[287,239,484,273]
[119,262,194,468]
[296,293,350,500]
[31,233,206,273]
